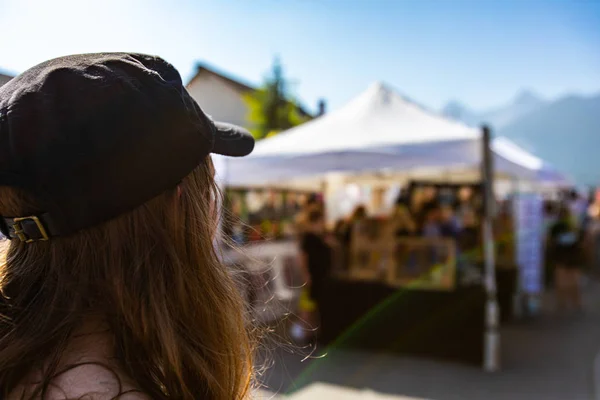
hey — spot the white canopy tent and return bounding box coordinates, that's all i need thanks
[215,82,568,189]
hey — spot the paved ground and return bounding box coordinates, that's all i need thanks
[257,280,600,400]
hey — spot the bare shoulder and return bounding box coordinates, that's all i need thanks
[110,392,151,400]
[28,363,150,400]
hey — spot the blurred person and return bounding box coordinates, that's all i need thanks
[0,54,256,399]
[422,186,438,207]
[293,192,322,237]
[462,207,479,229]
[305,193,322,209]
[421,205,442,238]
[394,187,410,208]
[455,207,481,280]
[410,187,425,216]
[334,218,347,240]
[456,186,476,221]
[457,208,480,255]
[568,189,588,231]
[392,202,417,237]
[549,205,583,311]
[543,200,559,286]
[333,218,351,270]
[439,204,460,238]
[257,190,279,221]
[296,209,333,342]
[543,201,558,233]
[495,200,515,266]
[351,204,368,221]
[437,187,454,208]
[344,205,368,246]
[284,192,301,216]
[392,189,416,236]
[331,206,367,272]
[586,203,600,278]
[420,204,447,269]
[415,186,438,228]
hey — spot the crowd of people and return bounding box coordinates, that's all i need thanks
[291,186,484,342]
[222,185,600,342]
[330,186,484,271]
[291,186,600,332]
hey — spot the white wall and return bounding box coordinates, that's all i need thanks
[186,73,249,128]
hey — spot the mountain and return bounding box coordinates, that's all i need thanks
[497,93,600,185]
[482,90,546,129]
[441,100,479,126]
[442,90,600,185]
[442,89,546,129]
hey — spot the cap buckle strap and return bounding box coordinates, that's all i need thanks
[12,216,50,243]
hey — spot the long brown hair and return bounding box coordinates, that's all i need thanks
[0,156,254,399]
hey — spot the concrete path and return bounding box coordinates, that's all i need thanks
[256,383,425,399]
[257,281,600,400]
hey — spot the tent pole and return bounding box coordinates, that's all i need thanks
[321,177,330,226]
[482,125,500,372]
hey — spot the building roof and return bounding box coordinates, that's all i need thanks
[186,61,313,118]
[186,62,255,93]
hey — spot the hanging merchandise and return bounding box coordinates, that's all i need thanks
[513,192,544,316]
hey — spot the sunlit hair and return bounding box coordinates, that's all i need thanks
[0,156,254,399]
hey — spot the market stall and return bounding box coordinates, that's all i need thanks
[315,179,510,365]
[216,82,567,368]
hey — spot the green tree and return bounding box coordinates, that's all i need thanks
[244,58,309,140]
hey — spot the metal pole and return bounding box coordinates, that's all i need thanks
[321,177,329,225]
[482,125,500,372]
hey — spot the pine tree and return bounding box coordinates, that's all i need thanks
[244,58,308,140]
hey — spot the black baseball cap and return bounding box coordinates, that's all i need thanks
[0,53,254,242]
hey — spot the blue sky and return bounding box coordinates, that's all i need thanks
[1,0,598,113]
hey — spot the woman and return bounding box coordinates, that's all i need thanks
[0,53,255,399]
[549,205,583,311]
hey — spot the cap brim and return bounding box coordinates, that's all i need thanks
[211,121,255,157]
